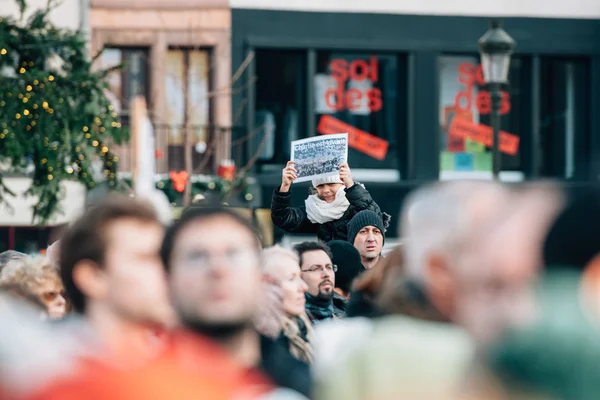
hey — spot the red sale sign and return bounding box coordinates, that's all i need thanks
[455,62,511,116]
[324,56,383,113]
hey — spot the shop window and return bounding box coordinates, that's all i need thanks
[315,52,400,170]
[539,58,590,179]
[438,55,525,180]
[164,48,211,172]
[254,50,307,168]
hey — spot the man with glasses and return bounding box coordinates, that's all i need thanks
[293,242,346,324]
[161,206,309,398]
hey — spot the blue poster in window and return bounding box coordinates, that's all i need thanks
[455,153,474,171]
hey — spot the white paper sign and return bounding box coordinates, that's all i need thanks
[290,133,348,183]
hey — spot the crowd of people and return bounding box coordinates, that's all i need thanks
[1,161,600,399]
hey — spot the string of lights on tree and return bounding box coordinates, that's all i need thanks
[0,1,126,223]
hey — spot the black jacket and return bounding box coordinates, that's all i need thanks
[260,334,312,398]
[271,184,386,243]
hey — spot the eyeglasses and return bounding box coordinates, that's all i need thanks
[177,247,259,270]
[301,264,338,274]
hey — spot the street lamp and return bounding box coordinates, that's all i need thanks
[478,20,516,180]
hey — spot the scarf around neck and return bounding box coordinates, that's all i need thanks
[304,187,350,224]
[305,293,334,322]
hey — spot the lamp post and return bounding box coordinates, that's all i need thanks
[478,20,516,180]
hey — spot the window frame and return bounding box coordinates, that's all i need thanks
[164,46,215,173]
[437,53,531,180]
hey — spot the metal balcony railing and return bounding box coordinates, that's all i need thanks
[111,122,247,176]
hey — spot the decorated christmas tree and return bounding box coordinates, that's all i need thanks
[0,0,126,223]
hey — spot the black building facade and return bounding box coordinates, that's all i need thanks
[231,9,600,237]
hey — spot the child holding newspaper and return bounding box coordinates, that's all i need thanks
[271,161,389,243]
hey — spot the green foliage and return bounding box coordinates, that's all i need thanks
[0,0,126,223]
[120,176,255,206]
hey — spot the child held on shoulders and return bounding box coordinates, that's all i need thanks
[271,161,390,243]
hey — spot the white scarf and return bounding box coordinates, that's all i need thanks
[305,188,350,224]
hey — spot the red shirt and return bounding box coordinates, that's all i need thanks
[28,331,273,400]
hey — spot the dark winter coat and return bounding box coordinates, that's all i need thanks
[271,184,388,243]
[260,335,312,398]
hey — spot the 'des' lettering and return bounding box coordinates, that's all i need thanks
[454,62,511,116]
[325,56,383,113]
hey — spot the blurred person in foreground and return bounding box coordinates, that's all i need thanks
[256,246,314,397]
[28,200,281,400]
[452,182,566,400]
[23,195,181,399]
[314,181,523,400]
[0,256,67,319]
[57,194,175,357]
[294,241,346,324]
[161,206,306,398]
[474,188,600,400]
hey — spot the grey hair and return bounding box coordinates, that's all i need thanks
[400,180,512,281]
[261,245,300,271]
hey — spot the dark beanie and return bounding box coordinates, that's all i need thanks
[347,210,385,246]
[327,240,364,293]
[543,189,600,270]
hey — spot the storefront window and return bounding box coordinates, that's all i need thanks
[540,58,590,179]
[254,49,306,167]
[315,52,399,170]
[165,48,211,172]
[438,55,524,180]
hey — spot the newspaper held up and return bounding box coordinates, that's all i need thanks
[290,133,348,184]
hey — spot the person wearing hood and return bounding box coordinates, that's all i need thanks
[271,161,389,243]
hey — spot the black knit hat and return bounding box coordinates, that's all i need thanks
[327,240,364,293]
[347,210,385,246]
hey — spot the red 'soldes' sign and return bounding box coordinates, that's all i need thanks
[455,63,511,115]
[325,57,382,113]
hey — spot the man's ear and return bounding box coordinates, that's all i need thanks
[72,260,109,303]
[425,252,454,301]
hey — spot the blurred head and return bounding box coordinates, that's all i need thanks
[312,175,344,203]
[0,257,66,319]
[0,250,29,272]
[60,194,172,327]
[456,183,565,347]
[161,207,262,339]
[348,210,385,264]
[327,240,363,294]
[401,181,513,326]
[293,242,335,300]
[262,246,308,317]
